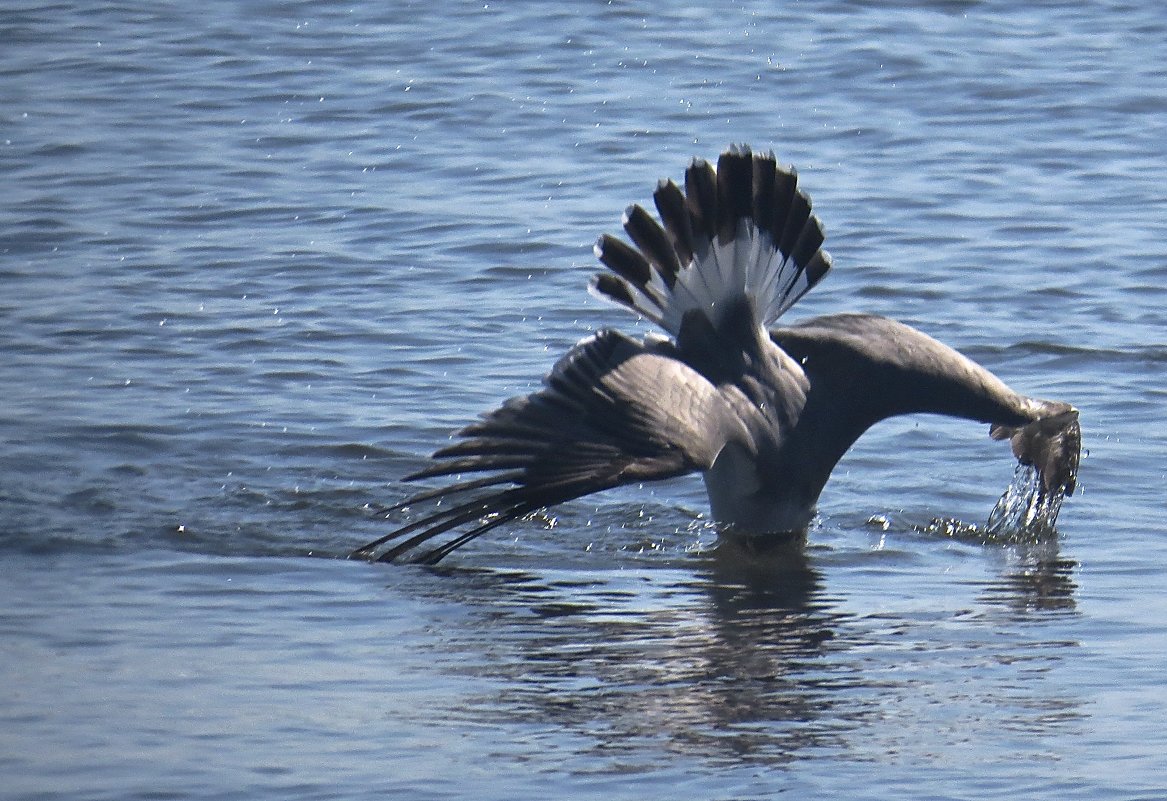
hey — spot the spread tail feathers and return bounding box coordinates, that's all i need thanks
[590,145,832,335]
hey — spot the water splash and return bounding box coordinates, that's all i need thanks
[985,461,1067,539]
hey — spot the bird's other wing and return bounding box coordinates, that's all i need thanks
[351,329,744,564]
[770,312,1080,509]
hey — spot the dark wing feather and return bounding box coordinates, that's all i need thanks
[352,329,735,563]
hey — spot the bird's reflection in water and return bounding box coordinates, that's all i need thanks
[413,515,1081,766]
[909,512,1079,616]
[980,535,1079,615]
[423,531,869,765]
[703,529,819,612]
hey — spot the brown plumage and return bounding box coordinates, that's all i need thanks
[353,146,1080,564]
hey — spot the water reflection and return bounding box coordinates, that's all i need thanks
[904,513,1079,615]
[400,519,1083,767]
[702,531,820,613]
[980,536,1079,615]
[416,538,869,764]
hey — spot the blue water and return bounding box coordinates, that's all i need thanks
[2,2,1166,798]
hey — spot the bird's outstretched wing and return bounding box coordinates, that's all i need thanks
[771,312,1080,522]
[352,329,742,563]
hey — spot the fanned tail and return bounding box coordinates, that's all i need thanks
[590,145,832,335]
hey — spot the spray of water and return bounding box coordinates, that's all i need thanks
[985,461,1068,539]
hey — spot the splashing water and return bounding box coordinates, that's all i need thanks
[985,461,1067,539]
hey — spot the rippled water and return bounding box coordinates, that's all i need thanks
[3,2,1167,799]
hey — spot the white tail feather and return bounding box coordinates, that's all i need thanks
[591,146,831,339]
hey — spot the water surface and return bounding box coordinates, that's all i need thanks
[2,2,1166,799]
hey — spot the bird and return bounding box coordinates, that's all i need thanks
[352,145,1081,564]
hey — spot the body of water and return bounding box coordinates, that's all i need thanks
[2,2,1166,799]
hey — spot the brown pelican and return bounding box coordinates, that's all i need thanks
[353,146,1080,564]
